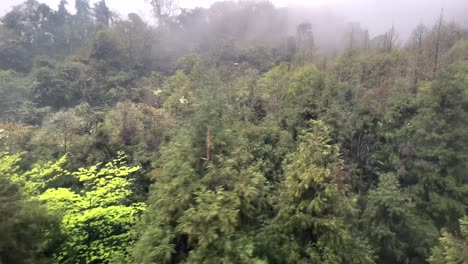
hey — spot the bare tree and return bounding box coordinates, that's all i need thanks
[349,24,355,50]
[146,0,179,26]
[295,22,315,66]
[408,24,427,92]
[363,30,369,50]
[384,25,399,52]
[432,9,443,78]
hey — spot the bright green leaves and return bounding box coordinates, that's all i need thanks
[37,152,143,263]
[10,154,68,196]
[2,151,143,264]
[282,121,341,202]
[74,154,140,207]
[0,152,60,264]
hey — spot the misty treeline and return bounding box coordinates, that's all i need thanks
[0,0,467,263]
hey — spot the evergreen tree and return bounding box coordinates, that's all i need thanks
[429,216,468,264]
[363,173,438,263]
[262,121,375,263]
[404,62,468,230]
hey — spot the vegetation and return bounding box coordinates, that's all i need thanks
[0,0,467,263]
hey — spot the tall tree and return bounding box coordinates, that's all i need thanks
[264,121,375,263]
[295,22,315,66]
[403,62,468,230]
[72,0,94,47]
[384,25,399,52]
[432,9,444,78]
[146,0,178,27]
[408,24,428,92]
[94,0,111,30]
[363,173,438,263]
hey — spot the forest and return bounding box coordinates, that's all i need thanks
[0,0,467,263]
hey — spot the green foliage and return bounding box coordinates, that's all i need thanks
[0,152,60,264]
[162,70,193,116]
[363,173,438,263]
[0,70,30,119]
[404,62,468,230]
[1,1,467,262]
[264,121,375,263]
[38,153,144,263]
[31,61,90,109]
[429,216,468,264]
[91,30,122,63]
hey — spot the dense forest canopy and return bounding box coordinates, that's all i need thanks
[0,0,467,263]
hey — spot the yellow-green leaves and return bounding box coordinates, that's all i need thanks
[284,120,340,201]
[3,151,144,264]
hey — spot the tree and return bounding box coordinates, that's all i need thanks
[40,110,84,154]
[432,9,444,78]
[264,121,375,263]
[146,0,179,26]
[51,0,71,53]
[407,24,428,91]
[403,62,468,230]
[257,63,289,114]
[276,65,324,137]
[0,25,32,72]
[32,61,89,109]
[384,25,399,52]
[295,22,315,66]
[363,173,438,263]
[94,0,111,30]
[116,13,153,69]
[37,153,144,263]
[71,0,94,48]
[0,70,30,120]
[429,216,468,264]
[0,152,60,264]
[1,0,57,53]
[131,66,274,263]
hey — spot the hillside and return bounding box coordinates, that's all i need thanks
[0,0,467,263]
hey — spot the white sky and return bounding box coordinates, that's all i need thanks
[1,0,467,38]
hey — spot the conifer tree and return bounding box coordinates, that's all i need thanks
[263,121,375,263]
[363,173,438,263]
[404,62,468,230]
[429,216,468,264]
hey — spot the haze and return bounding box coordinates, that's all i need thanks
[1,0,467,39]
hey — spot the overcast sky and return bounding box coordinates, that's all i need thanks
[1,0,467,38]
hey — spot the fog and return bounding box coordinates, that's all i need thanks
[2,0,467,38]
[1,0,467,61]
[294,0,468,39]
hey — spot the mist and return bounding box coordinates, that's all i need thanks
[2,0,467,37]
[290,0,468,38]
